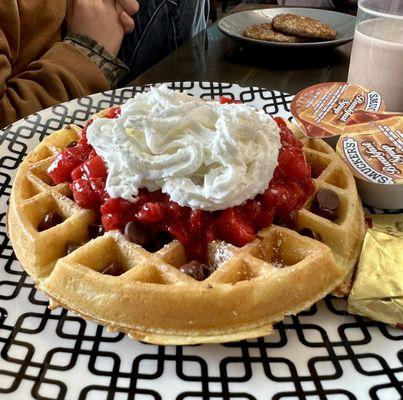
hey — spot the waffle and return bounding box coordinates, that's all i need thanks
[286,122,365,297]
[8,114,364,344]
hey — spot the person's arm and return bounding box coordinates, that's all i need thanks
[0,43,111,129]
[64,33,129,89]
[0,0,138,129]
[0,4,106,128]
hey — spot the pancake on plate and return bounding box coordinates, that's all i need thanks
[243,22,305,43]
[272,13,337,41]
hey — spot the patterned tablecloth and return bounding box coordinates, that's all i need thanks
[0,82,402,400]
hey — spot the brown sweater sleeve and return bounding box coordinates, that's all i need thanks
[0,3,110,129]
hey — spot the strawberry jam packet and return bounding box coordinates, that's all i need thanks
[290,82,385,148]
[348,214,403,329]
[336,110,403,209]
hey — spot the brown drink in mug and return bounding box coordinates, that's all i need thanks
[348,0,403,112]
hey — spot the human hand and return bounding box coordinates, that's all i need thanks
[116,0,140,34]
[66,0,139,56]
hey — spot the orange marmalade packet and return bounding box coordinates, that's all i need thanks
[337,111,403,185]
[291,82,385,142]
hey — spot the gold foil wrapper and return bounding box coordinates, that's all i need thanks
[347,214,403,325]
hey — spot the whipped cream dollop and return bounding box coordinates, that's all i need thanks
[86,85,281,211]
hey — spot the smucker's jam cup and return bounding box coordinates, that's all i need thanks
[336,110,403,209]
[291,82,385,148]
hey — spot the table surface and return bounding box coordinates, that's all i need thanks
[131,4,353,95]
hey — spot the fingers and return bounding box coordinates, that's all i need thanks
[115,0,137,33]
[117,0,139,16]
[119,10,135,33]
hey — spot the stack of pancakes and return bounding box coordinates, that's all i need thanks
[243,13,337,43]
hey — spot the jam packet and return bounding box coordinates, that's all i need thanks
[291,82,385,148]
[347,214,403,327]
[337,111,403,209]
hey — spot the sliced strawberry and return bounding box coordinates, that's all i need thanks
[188,209,203,234]
[129,193,149,211]
[71,165,84,181]
[186,237,208,263]
[275,148,311,183]
[104,106,121,119]
[216,208,255,247]
[48,142,92,184]
[257,208,274,230]
[81,119,94,136]
[102,213,123,231]
[48,153,73,184]
[101,197,134,214]
[136,202,165,223]
[285,182,307,210]
[78,133,88,146]
[87,149,97,159]
[167,222,189,244]
[274,116,287,128]
[263,185,280,209]
[89,178,109,202]
[205,223,215,244]
[70,179,100,209]
[242,199,261,226]
[219,96,242,104]
[81,155,108,179]
[168,201,188,221]
[274,117,304,149]
[48,149,80,184]
[268,181,304,220]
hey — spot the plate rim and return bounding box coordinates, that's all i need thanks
[1,81,294,134]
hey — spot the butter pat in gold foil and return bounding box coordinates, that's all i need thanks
[348,214,403,325]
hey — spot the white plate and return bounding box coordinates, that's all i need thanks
[218,8,355,48]
[0,82,402,400]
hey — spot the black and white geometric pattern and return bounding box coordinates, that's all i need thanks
[0,82,402,400]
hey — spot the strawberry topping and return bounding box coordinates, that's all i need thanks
[47,101,315,262]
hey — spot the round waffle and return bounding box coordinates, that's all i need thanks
[8,111,364,344]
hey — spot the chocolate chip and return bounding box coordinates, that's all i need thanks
[88,223,105,239]
[179,260,214,281]
[38,212,63,232]
[67,140,77,148]
[65,241,81,255]
[124,221,150,245]
[101,261,123,276]
[144,232,172,252]
[312,190,340,221]
[155,232,172,247]
[299,228,321,241]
